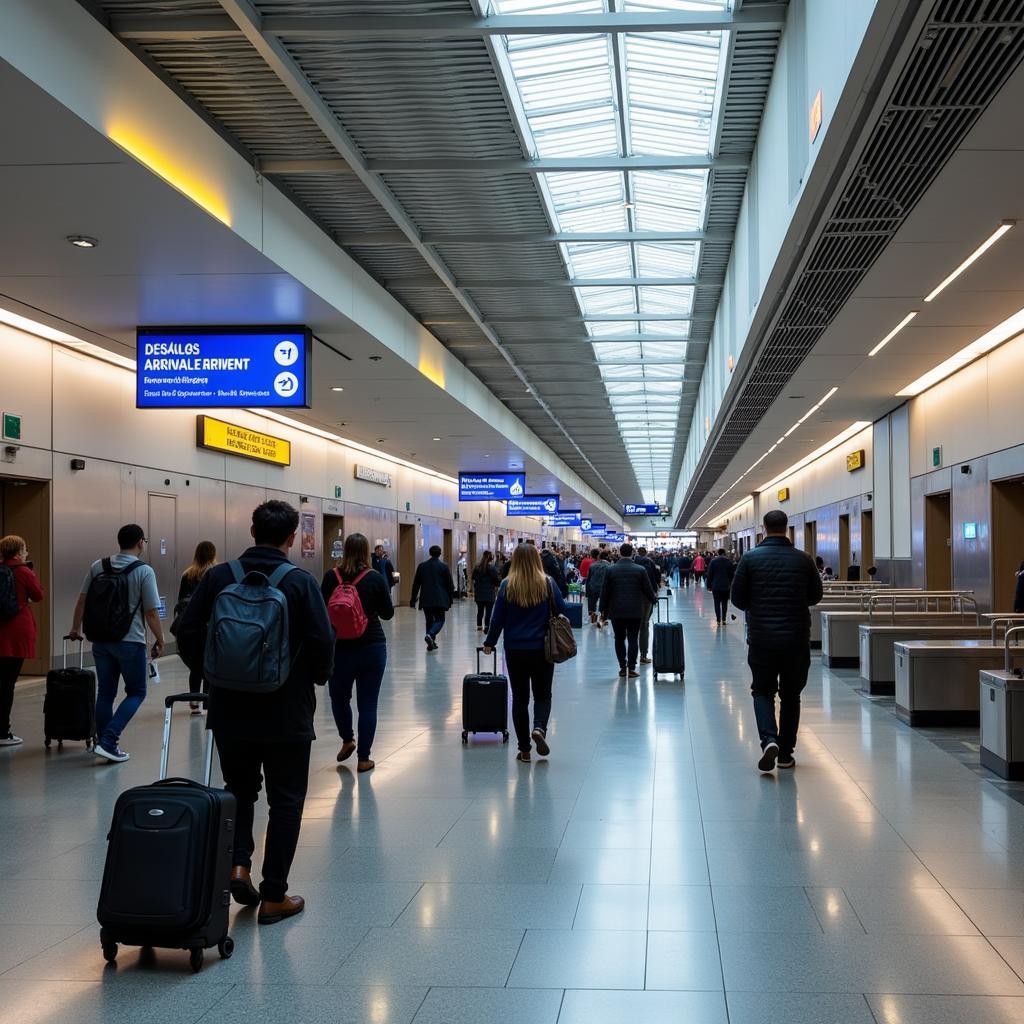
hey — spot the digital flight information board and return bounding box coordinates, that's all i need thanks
[137,325,312,409]
[623,503,660,516]
[548,511,582,528]
[458,472,526,501]
[507,494,560,516]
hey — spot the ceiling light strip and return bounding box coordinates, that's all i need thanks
[868,311,918,357]
[758,422,871,494]
[924,220,1015,303]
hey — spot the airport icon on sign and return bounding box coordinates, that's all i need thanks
[274,372,299,397]
[274,340,299,366]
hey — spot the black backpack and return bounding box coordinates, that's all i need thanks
[0,565,19,621]
[83,559,146,642]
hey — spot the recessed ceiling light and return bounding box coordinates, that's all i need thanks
[432,436,441,441]
[331,386,344,392]
[67,235,98,248]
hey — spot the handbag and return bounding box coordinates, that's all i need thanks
[544,582,577,664]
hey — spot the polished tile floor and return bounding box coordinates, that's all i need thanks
[3,585,1024,1023]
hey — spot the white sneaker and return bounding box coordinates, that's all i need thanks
[95,743,130,763]
[0,733,23,747]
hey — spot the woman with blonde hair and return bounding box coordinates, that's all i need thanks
[174,541,217,712]
[483,543,568,763]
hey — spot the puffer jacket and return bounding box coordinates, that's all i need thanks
[598,558,657,619]
[729,535,823,649]
[705,555,734,592]
[585,559,610,602]
[541,549,569,598]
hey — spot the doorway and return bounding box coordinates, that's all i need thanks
[992,477,1024,610]
[839,514,851,578]
[0,478,51,675]
[322,514,345,575]
[398,523,416,604]
[147,492,177,630]
[804,521,817,558]
[861,509,874,572]
[467,532,478,593]
[788,526,796,546]
[924,491,952,590]
[442,528,453,568]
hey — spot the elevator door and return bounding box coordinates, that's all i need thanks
[398,523,416,604]
[924,492,952,591]
[467,532,478,593]
[147,493,177,629]
[861,510,874,572]
[992,477,1024,610]
[323,514,345,575]
[804,521,817,558]
[839,514,851,578]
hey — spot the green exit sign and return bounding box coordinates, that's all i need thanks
[932,446,942,468]
[2,412,20,441]
[334,485,343,499]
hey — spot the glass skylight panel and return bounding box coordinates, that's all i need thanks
[638,286,694,315]
[640,341,688,360]
[586,322,644,338]
[546,172,627,232]
[622,2,728,12]
[562,242,632,278]
[639,320,690,337]
[635,242,699,276]
[641,364,685,379]
[599,363,644,380]
[632,170,708,231]
[577,286,636,315]
[593,343,642,362]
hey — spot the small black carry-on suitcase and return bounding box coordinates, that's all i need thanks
[461,647,510,745]
[652,596,685,680]
[97,692,235,973]
[44,635,96,750]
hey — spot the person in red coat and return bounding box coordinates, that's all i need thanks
[0,534,44,746]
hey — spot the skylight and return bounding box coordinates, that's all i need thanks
[492,0,728,503]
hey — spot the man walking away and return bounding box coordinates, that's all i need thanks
[634,547,661,665]
[599,543,657,678]
[410,545,455,651]
[372,544,398,594]
[69,524,164,764]
[541,545,569,598]
[706,549,735,625]
[177,500,335,925]
[678,552,693,588]
[730,510,823,773]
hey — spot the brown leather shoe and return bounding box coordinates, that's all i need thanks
[337,740,356,763]
[258,894,305,925]
[640,657,652,664]
[357,759,375,773]
[229,866,260,907]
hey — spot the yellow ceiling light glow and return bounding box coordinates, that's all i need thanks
[417,350,446,390]
[868,311,918,357]
[107,124,233,226]
[897,303,1024,397]
[758,422,871,494]
[0,306,136,370]
[924,220,1015,303]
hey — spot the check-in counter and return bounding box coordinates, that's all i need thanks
[858,625,992,693]
[822,610,978,669]
[895,639,1019,726]
[810,590,924,648]
[980,628,1024,780]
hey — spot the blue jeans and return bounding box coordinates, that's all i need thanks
[423,607,446,639]
[93,641,147,750]
[329,643,387,761]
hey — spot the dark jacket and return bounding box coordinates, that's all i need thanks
[541,549,569,598]
[705,555,734,593]
[599,558,657,619]
[321,566,394,648]
[729,535,823,650]
[634,555,661,593]
[585,559,610,601]
[472,563,501,604]
[484,577,568,651]
[678,555,693,572]
[410,556,455,610]
[177,546,335,743]
[372,552,397,588]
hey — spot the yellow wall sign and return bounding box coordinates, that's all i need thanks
[846,449,866,472]
[809,89,823,142]
[778,487,790,502]
[196,415,291,466]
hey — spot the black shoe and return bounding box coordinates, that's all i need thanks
[758,742,779,773]
[531,728,550,757]
[777,754,796,769]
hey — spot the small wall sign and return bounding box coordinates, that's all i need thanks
[846,449,866,472]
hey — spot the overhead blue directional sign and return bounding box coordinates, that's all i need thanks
[507,494,560,516]
[548,511,582,528]
[459,472,526,501]
[581,518,593,533]
[588,523,607,537]
[137,325,312,409]
[623,503,661,516]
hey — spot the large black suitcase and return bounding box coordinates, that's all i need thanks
[652,597,685,680]
[97,692,236,973]
[44,636,96,750]
[461,647,509,745]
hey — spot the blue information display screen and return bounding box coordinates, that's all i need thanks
[137,325,312,409]
[624,503,660,516]
[548,512,582,528]
[507,494,560,516]
[459,472,526,501]
[588,523,607,537]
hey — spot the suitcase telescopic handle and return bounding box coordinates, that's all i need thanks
[61,634,85,670]
[164,692,209,709]
[476,645,498,674]
[655,594,669,622]
[159,692,214,785]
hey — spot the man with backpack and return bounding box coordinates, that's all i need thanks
[176,500,334,925]
[410,545,455,651]
[68,524,163,764]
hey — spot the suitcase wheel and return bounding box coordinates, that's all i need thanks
[503,732,509,744]
[189,947,204,973]
[218,936,234,960]
[100,929,117,965]
[461,731,468,745]
[44,737,51,749]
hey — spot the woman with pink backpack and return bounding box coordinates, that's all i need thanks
[321,533,394,773]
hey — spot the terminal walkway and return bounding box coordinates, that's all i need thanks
[3,588,1024,1023]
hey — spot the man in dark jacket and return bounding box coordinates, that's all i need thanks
[634,547,661,664]
[599,543,657,677]
[678,552,693,588]
[705,548,735,625]
[730,510,823,773]
[176,500,335,925]
[372,544,397,591]
[410,545,455,651]
[541,546,569,598]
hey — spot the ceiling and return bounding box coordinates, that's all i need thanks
[0,57,611,513]
[76,0,788,511]
[686,2,1024,525]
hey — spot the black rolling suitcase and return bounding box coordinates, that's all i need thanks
[652,596,685,680]
[97,692,236,973]
[44,635,96,750]
[461,647,509,745]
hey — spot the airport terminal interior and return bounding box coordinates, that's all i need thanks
[5,0,1024,1021]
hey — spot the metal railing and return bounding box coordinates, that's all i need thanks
[864,590,978,624]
